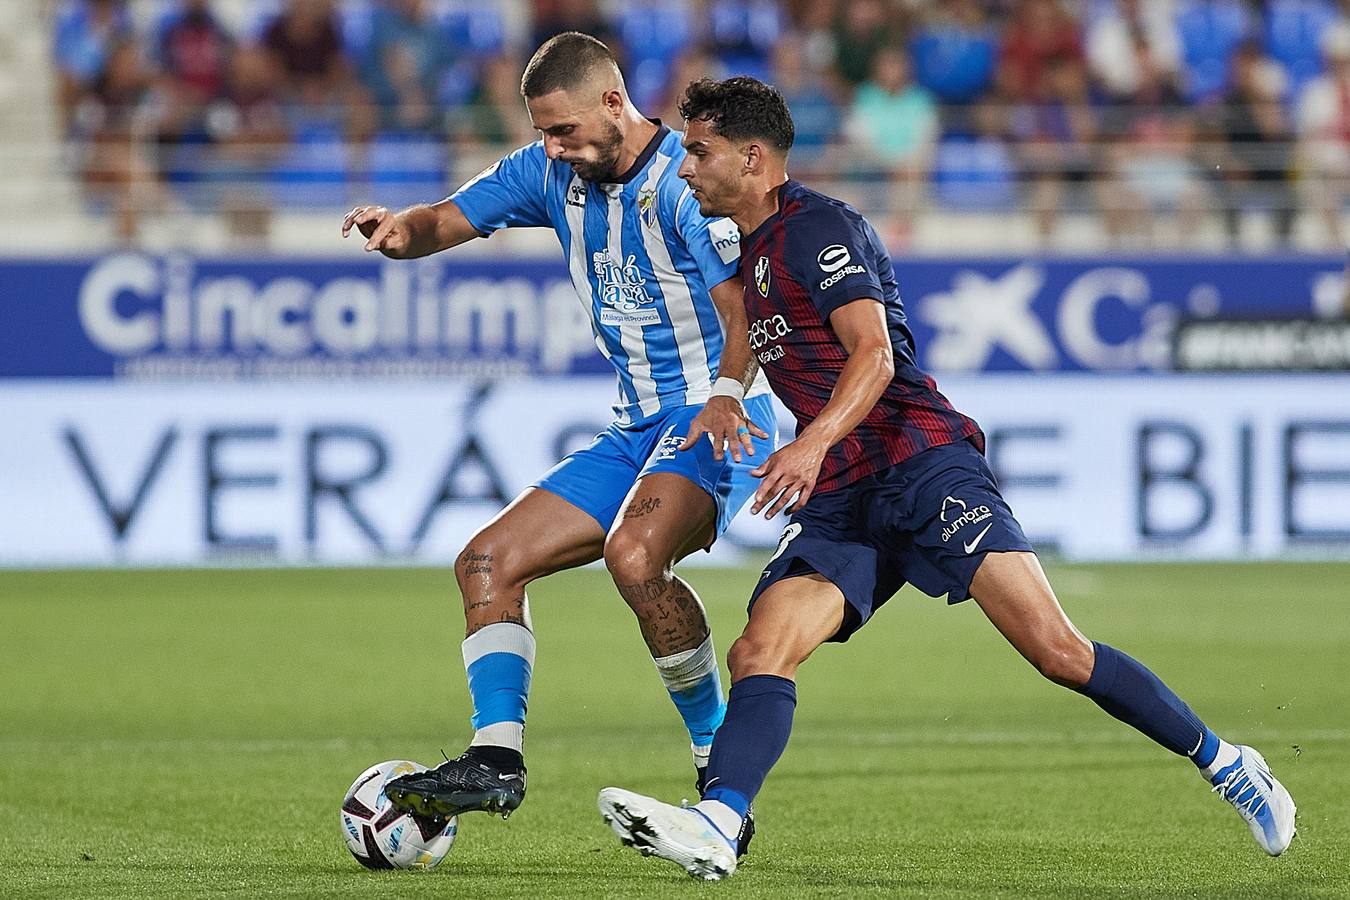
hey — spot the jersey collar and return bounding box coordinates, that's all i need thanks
[603,119,669,187]
[742,179,797,248]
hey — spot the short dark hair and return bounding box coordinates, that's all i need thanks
[678,76,794,154]
[520,32,620,98]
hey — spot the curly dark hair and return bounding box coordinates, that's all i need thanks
[678,76,794,154]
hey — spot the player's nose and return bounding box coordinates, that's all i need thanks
[542,134,565,159]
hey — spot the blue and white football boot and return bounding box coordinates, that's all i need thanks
[598,787,738,880]
[1210,745,1296,855]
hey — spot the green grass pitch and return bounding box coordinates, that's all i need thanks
[2,563,1347,898]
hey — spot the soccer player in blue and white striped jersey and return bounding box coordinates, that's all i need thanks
[343,34,774,848]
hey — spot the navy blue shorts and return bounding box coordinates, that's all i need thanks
[750,439,1033,642]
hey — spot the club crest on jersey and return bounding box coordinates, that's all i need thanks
[594,248,658,325]
[637,188,658,230]
[754,256,771,297]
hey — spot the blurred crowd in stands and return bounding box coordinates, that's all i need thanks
[52,0,1350,248]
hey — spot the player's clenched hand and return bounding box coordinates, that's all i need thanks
[750,436,827,519]
[342,205,409,255]
[679,396,769,463]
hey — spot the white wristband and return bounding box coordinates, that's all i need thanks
[709,376,746,401]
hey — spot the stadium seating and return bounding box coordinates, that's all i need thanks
[29,0,1350,253]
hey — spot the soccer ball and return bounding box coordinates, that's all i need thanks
[340,760,458,870]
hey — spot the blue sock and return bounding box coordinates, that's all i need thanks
[1193,729,1221,769]
[1078,641,1218,765]
[653,635,726,750]
[462,622,535,753]
[702,674,797,817]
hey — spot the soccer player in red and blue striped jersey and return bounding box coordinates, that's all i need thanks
[732,169,982,497]
[598,76,1296,881]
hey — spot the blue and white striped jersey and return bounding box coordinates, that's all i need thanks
[451,123,770,424]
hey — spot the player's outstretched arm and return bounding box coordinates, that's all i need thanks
[341,199,482,259]
[680,276,769,463]
[750,298,893,518]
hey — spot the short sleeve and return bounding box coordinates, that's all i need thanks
[785,206,884,320]
[675,189,739,288]
[449,142,551,234]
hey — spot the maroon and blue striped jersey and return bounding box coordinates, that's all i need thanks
[740,179,983,494]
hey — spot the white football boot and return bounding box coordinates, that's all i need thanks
[1210,745,1296,855]
[598,787,738,880]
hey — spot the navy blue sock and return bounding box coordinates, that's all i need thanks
[701,674,797,817]
[1078,641,1217,764]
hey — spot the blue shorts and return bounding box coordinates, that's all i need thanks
[750,438,1033,642]
[534,394,779,537]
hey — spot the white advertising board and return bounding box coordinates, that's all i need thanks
[1,375,1347,566]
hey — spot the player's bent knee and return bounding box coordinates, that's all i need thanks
[726,635,762,682]
[1032,637,1094,688]
[603,529,667,586]
[453,531,525,592]
[727,634,796,682]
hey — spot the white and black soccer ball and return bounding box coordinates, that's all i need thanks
[340,760,458,870]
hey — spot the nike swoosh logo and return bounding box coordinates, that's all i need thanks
[964,523,993,554]
[702,777,721,791]
[499,774,520,782]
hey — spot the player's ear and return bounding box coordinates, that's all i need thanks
[743,142,762,174]
[602,88,624,118]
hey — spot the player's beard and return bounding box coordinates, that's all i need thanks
[570,118,625,183]
[692,188,729,218]
[691,176,735,218]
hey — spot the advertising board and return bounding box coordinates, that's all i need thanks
[2,376,1345,566]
